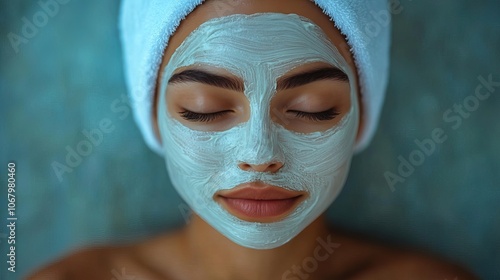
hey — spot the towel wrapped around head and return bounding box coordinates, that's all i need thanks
[119,0,391,154]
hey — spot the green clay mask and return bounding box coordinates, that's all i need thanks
[158,13,359,249]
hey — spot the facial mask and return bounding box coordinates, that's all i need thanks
[158,13,359,249]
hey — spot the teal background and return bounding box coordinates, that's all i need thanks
[1,0,499,279]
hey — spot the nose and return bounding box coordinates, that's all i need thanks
[238,161,284,173]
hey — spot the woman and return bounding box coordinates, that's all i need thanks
[28,0,476,279]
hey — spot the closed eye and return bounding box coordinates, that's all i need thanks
[178,110,233,122]
[178,108,339,123]
[288,108,339,121]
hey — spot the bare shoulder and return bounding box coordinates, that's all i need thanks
[348,251,478,280]
[26,244,167,280]
[325,229,477,280]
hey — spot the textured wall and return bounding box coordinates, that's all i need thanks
[1,0,499,279]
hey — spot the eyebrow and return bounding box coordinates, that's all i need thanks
[168,69,244,92]
[277,67,349,91]
[167,66,348,92]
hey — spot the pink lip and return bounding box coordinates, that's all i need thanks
[215,182,306,223]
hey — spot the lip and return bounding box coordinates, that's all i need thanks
[215,181,307,223]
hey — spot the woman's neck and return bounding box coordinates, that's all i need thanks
[183,214,334,280]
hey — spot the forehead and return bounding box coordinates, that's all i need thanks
[158,0,356,81]
[167,14,350,79]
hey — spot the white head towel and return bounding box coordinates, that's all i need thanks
[119,0,391,154]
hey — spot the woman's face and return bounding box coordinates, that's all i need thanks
[154,0,362,249]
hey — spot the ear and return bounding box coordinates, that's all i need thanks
[355,81,365,144]
[152,88,163,145]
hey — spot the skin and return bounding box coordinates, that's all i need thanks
[27,0,477,279]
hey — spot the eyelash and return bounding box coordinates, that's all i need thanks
[179,110,232,122]
[178,108,340,122]
[289,108,340,121]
